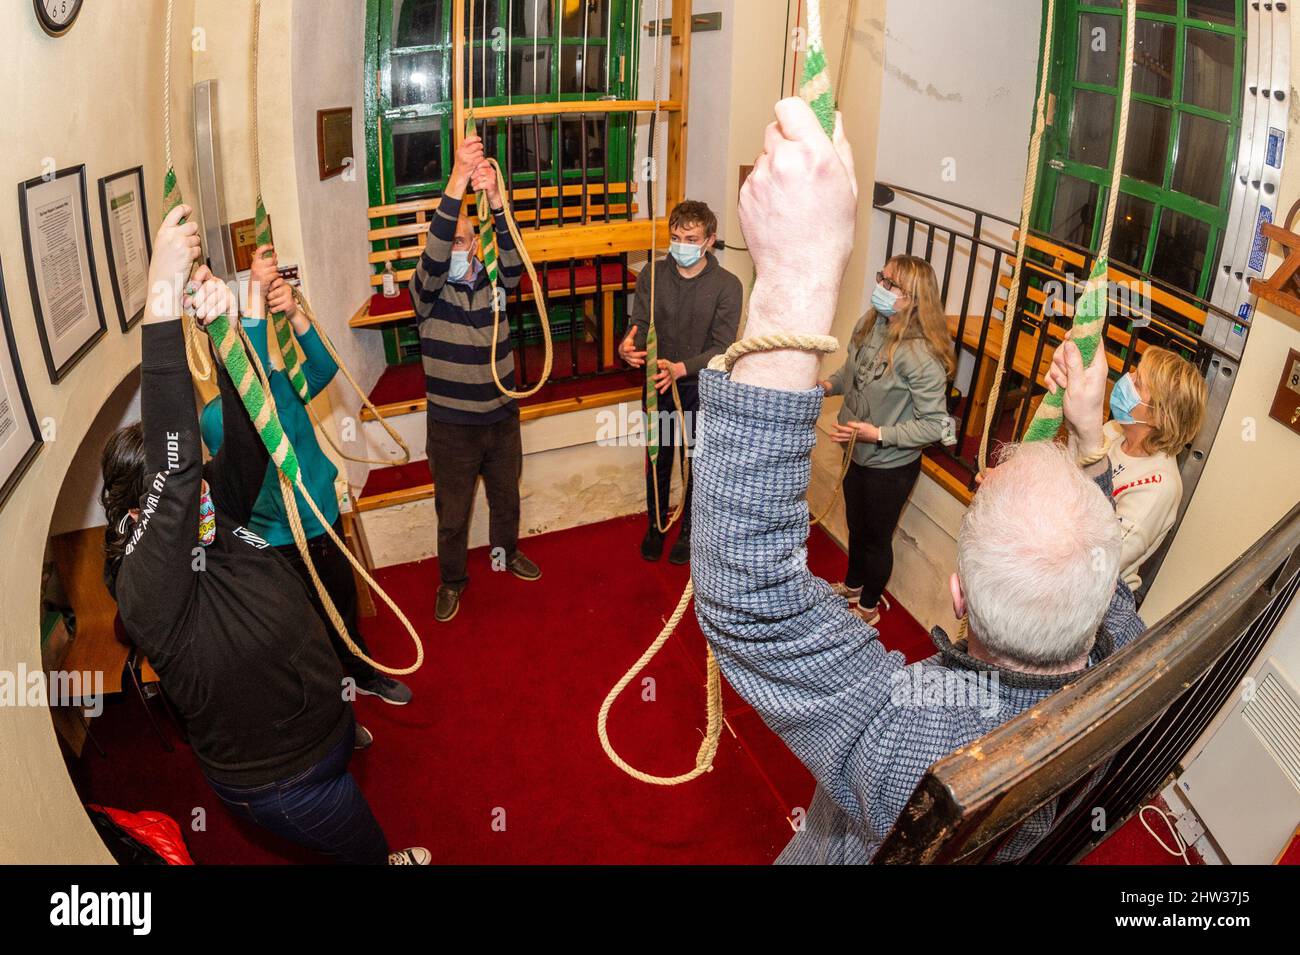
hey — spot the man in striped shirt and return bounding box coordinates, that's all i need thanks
[410,134,541,623]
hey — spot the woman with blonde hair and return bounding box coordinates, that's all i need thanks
[1100,345,1207,592]
[820,254,955,624]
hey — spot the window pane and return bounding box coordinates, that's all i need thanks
[1123,100,1171,185]
[511,46,553,97]
[1133,19,1175,99]
[391,118,444,188]
[510,119,555,175]
[463,48,500,99]
[1077,14,1121,86]
[393,0,445,48]
[392,51,447,107]
[1187,0,1236,25]
[1112,193,1155,269]
[512,0,553,38]
[1184,28,1235,114]
[561,45,606,94]
[1172,113,1229,204]
[561,116,606,171]
[1050,176,1100,249]
[1151,209,1212,294]
[468,0,502,39]
[1137,0,1176,14]
[1068,90,1116,167]
[563,0,609,39]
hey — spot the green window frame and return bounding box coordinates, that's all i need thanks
[1031,0,1245,299]
[365,0,642,206]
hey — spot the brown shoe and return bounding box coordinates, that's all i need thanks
[507,552,541,581]
[435,585,462,622]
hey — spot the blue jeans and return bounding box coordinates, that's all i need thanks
[205,719,389,864]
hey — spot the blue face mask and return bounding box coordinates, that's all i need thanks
[449,250,472,281]
[670,241,704,269]
[1109,372,1148,424]
[871,282,900,317]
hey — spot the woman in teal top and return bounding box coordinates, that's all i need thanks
[200,245,411,707]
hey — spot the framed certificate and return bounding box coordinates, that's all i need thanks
[17,164,107,383]
[98,166,152,332]
[0,257,43,512]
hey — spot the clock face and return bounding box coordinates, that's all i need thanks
[35,0,84,37]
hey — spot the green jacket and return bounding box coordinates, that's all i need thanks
[826,315,949,468]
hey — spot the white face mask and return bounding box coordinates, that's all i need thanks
[449,250,472,281]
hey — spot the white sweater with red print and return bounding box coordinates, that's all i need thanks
[1104,420,1182,591]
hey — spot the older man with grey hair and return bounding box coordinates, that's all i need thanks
[689,97,1146,864]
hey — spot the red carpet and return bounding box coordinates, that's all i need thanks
[63,513,1168,865]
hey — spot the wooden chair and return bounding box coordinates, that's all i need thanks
[49,526,177,754]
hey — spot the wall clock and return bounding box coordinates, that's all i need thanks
[34,0,83,38]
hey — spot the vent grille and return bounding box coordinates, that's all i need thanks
[1243,672,1300,792]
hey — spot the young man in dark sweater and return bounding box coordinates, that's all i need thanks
[409,134,541,623]
[620,200,742,564]
[101,204,426,864]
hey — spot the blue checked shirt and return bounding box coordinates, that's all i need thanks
[690,369,1146,864]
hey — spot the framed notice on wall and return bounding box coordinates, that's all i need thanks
[317,107,353,180]
[17,165,107,382]
[0,257,43,513]
[98,166,152,332]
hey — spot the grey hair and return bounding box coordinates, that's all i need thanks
[957,441,1121,667]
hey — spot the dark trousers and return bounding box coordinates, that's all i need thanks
[842,456,922,607]
[644,379,697,534]
[275,519,378,686]
[427,414,523,589]
[205,719,389,865]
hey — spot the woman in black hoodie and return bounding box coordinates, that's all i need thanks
[101,204,426,865]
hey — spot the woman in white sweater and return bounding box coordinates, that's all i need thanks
[1103,346,1207,593]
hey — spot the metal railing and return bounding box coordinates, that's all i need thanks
[873,182,1247,595]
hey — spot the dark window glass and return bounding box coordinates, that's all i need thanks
[1184,28,1235,114]
[468,0,502,39]
[511,46,554,97]
[1187,0,1236,26]
[392,51,447,107]
[511,119,555,175]
[1137,0,1176,14]
[1111,193,1156,269]
[561,45,606,94]
[561,116,607,171]
[1123,100,1171,185]
[1077,13,1121,86]
[1050,176,1100,249]
[511,0,553,38]
[563,0,609,38]
[1069,90,1116,167]
[1172,113,1229,204]
[1151,208,1212,293]
[1133,19,1175,99]
[392,118,444,188]
[463,48,500,100]
[393,0,445,48]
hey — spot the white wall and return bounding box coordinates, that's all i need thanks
[813,0,1042,632]
[292,0,390,488]
[0,0,196,865]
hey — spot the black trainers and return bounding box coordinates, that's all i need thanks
[507,551,541,581]
[668,530,691,565]
[388,847,431,865]
[354,724,374,751]
[435,585,462,623]
[356,675,413,706]
[641,528,665,561]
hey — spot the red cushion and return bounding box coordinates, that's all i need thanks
[519,262,632,296]
[368,286,414,318]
